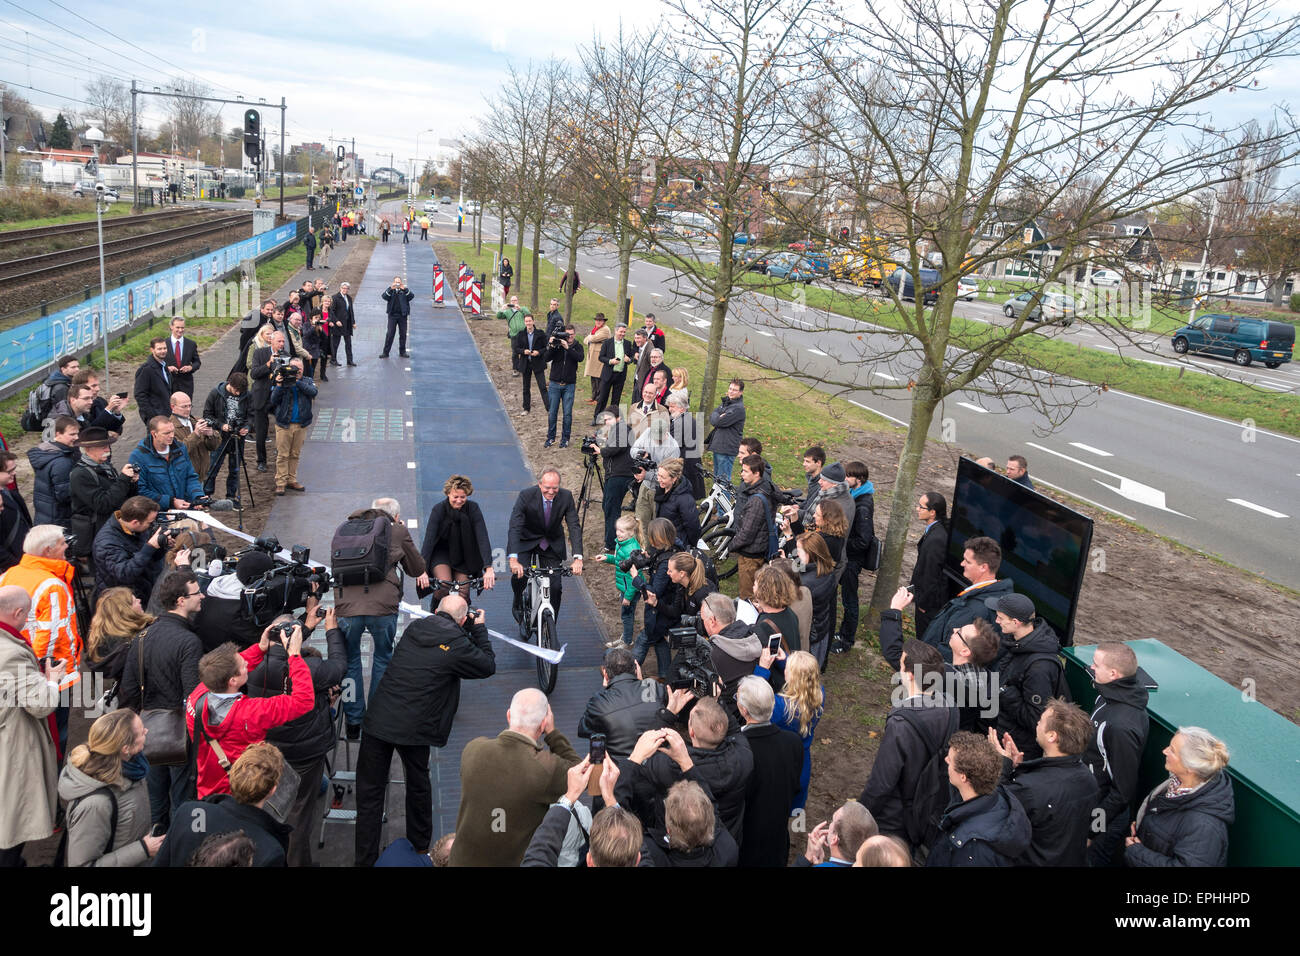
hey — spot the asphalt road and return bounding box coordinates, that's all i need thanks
[459,211,1300,590]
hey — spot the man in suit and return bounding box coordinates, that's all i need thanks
[329,281,357,366]
[380,276,414,358]
[133,337,174,425]
[164,317,201,397]
[736,676,803,867]
[593,323,634,422]
[507,467,584,620]
[512,314,551,416]
[247,331,293,472]
[911,491,950,642]
[170,390,221,486]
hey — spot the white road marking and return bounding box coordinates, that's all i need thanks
[689,319,711,329]
[849,399,910,428]
[406,518,418,529]
[1026,441,1191,517]
[628,284,637,289]
[604,275,615,280]
[1227,498,1289,518]
[407,462,416,469]
[874,371,897,381]
[808,347,828,356]
[1068,442,1114,457]
[1033,478,1137,522]
[755,330,774,337]
[651,292,662,297]
[956,401,988,414]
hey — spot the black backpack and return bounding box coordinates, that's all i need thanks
[688,546,720,589]
[330,515,392,590]
[54,786,119,866]
[898,703,960,852]
[21,381,55,432]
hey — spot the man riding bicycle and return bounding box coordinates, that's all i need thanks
[508,468,584,621]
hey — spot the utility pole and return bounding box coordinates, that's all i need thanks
[351,136,357,192]
[130,80,139,210]
[279,98,286,218]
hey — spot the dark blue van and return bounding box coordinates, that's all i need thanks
[1171,314,1295,368]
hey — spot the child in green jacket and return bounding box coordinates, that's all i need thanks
[602,514,643,648]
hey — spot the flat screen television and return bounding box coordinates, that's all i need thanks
[945,457,1093,643]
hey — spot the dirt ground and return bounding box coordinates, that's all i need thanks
[456,288,1300,849]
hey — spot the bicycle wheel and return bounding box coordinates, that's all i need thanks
[699,526,738,580]
[536,608,558,694]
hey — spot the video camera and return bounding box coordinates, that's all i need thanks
[271,355,299,385]
[240,537,332,627]
[667,620,720,698]
[579,434,601,457]
[632,453,654,473]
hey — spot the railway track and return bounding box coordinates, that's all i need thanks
[0,208,204,255]
[0,214,254,290]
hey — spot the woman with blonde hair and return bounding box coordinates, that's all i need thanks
[86,587,154,694]
[420,474,497,604]
[798,532,838,669]
[1125,727,1235,867]
[57,709,163,866]
[755,648,823,811]
[244,323,274,373]
[668,367,689,407]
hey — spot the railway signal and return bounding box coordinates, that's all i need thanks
[243,109,261,163]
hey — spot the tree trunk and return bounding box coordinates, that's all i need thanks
[869,378,942,617]
[514,215,525,303]
[699,260,734,416]
[530,218,543,313]
[497,203,506,260]
[564,214,581,319]
[616,227,634,327]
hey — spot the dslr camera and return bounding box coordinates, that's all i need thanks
[617,548,652,574]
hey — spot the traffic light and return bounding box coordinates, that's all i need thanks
[693,173,704,192]
[658,168,668,187]
[840,227,850,241]
[243,109,260,163]
[337,145,345,162]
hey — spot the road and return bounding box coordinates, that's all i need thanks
[447,210,1300,590]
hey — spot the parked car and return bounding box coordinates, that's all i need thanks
[1171,314,1294,368]
[957,275,980,300]
[887,267,941,305]
[787,240,809,251]
[733,232,754,245]
[732,247,769,274]
[440,195,452,204]
[73,181,118,200]
[767,252,816,284]
[422,199,439,212]
[1003,291,1075,325]
[465,200,481,214]
[1091,269,1123,286]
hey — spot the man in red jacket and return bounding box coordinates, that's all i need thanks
[186,622,315,799]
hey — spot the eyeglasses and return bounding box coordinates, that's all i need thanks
[186,589,203,598]
[951,627,970,651]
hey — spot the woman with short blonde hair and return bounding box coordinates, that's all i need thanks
[421,474,495,603]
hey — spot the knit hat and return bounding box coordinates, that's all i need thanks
[235,551,277,585]
[820,462,846,483]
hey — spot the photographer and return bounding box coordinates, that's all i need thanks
[128,416,203,510]
[544,324,583,449]
[629,517,683,680]
[91,496,166,606]
[248,330,295,473]
[699,592,763,729]
[268,358,315,496]
[193,550,278,652]
[199,372,252,502]
[655,551,715,645]
[630,411,679,532]
[169,392,220,485]
[593,410,635,555]
[68,428,139,563]
[245,606,343,867]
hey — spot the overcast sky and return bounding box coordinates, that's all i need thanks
[0,0,661,169]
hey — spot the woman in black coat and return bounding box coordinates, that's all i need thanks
[797,532,838,673]
[1125,727,1235,867]
[498,258,513,298]
[420,474,497,604]
[653,458,702,546]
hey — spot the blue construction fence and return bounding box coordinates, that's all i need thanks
[0,220,303,397]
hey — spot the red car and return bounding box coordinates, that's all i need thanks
[788,240,808,251]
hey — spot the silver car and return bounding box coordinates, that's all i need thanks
[1003,291,1075,326]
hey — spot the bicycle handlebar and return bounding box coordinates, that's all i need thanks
[432,576,486,594]
[520,564,577,578]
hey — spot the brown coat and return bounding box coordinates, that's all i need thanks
[172,415,222,484]
[333,509,426,618]
[0,627,60,849]
[583,323,612,380]
[449,729,579,867]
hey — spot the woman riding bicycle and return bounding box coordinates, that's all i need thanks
[420,475,497,604]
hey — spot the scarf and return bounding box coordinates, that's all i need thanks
[442,504,481,572]
[122,751,150,781]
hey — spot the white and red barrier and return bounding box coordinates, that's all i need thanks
[470,278,482,315]
[433,266,444,305]
[457,262,468,296]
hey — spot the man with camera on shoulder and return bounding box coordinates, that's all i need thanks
[355,593,496,867]
[592,410,634,556]
[194,550,281,653]
[200,372,252,503]
[91,495,167,605]
[248,330,296,473]
[544,324,583,449]
[268,357,315,496]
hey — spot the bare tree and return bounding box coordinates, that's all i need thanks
[167,79,216,154]
[752,0,1300,615]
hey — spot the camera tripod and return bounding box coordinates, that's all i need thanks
[576,450,604,542]
[204,425,257,532]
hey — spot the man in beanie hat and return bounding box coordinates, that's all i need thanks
[989,592,1067,759]
[193,550,279,653]
[68,427,139,563]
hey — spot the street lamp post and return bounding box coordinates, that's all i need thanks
[412,128,434,200]
[83,126,112,384]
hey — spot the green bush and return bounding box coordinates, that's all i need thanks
[0,186,93,223]
[1290,293,1300,313]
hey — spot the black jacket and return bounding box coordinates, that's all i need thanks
[1083,675,1150,820]
[927,786,1032,867]
[513,328,549,373]
[68,457,137,558]
[996,619,1067,759]
[597,337,635,382]
[654,478,701,546]
[1126,771,1235,867]
[201,383,252,429]
[598,421,634,479]
[91,516,165,605]
[119,611,203,713]
[133,358,173,425]
[420,498,493,575]
[362,611,495,746]
[802,566,837,658]
[0,488,33,572]
[729,480,774,559]
[329,292,356,334]
[382,286,414,317]
[162,336,201,397]
[705,396,745,457]
[577,673,670,757]
[154,795,289,867]
[668,411,701,461]
[920,577,1013,659]
[861,694,959,844]
[910,521,949,619]
[27,440,78,526]
[248,346,293,411]
[246,626,347,767]
[738,722,804,867]
[507,486,582,559]
[846,489,876,563]
[193,574,264,652]
[617,736,754,848]
[546,339,583,384]
[1001,754,1099,866]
